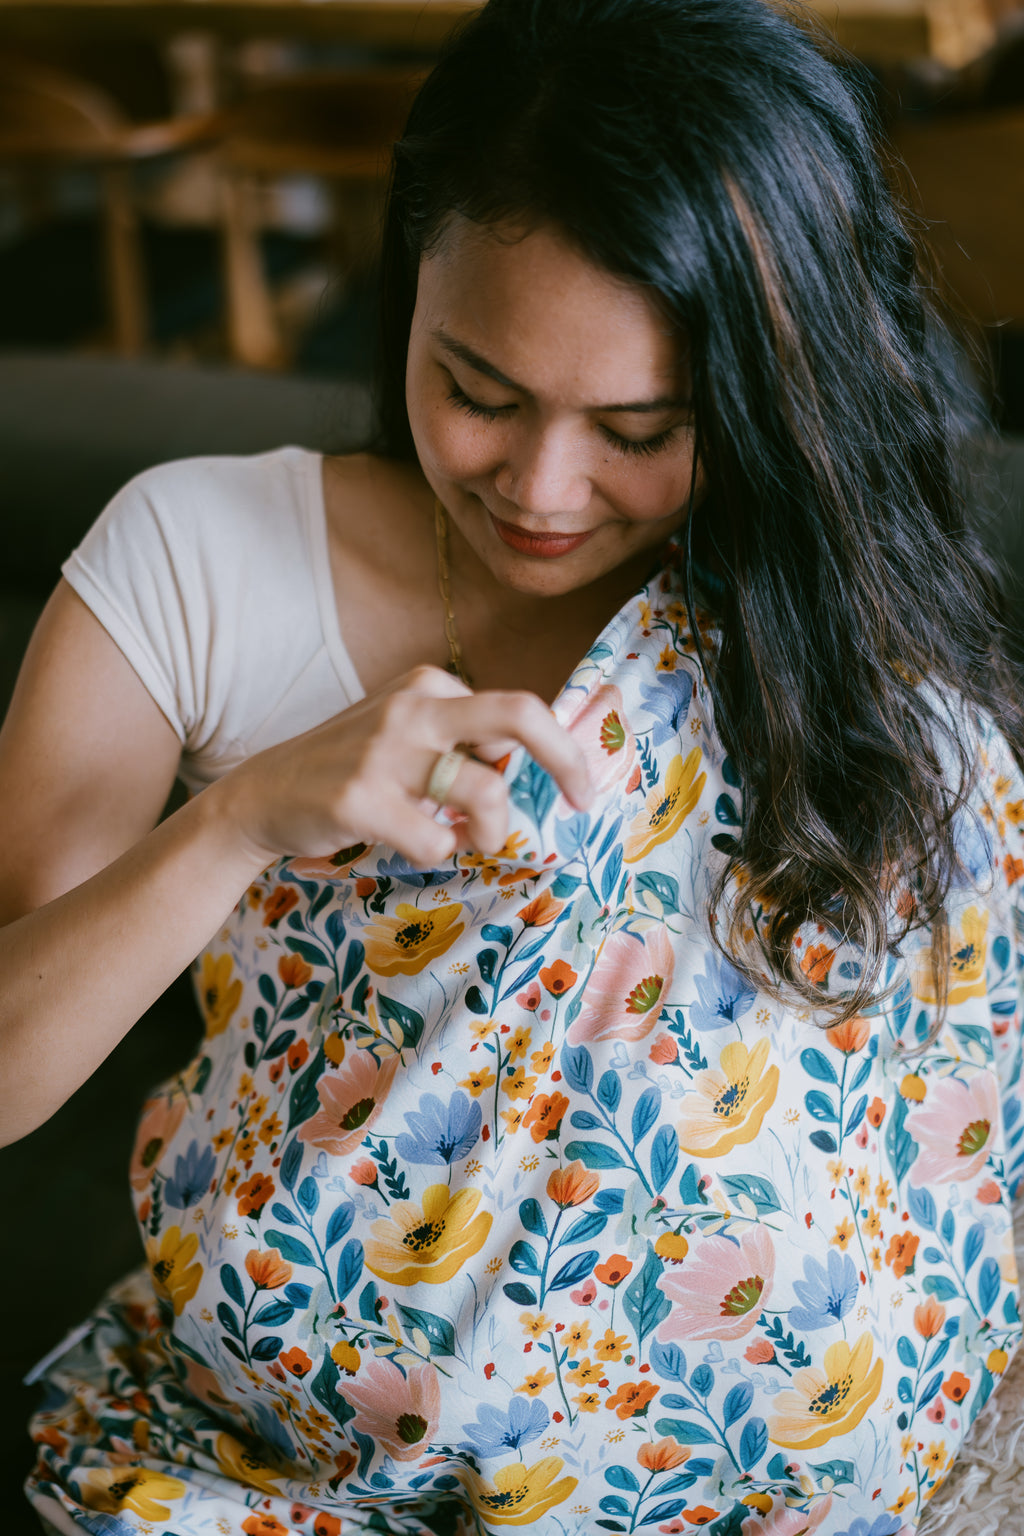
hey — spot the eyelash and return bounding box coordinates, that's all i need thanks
[446,383,679,459]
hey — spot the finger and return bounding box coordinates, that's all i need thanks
[374,793,458,869]
[438,693,593,811]
[400,663,474,702]
[439,756,510,855]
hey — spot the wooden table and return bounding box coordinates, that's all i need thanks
[0,0,999,65]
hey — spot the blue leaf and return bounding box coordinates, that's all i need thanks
[550,1250,600,1292]
[723,1382,753,1428]
[336,1239,363,1301]
[623,1244,671,1344]
[270,1201,300,1227]
[720,1174,781,1216]
[963,1222,985,1275]
[325,1202,355,1251]
[979,1256,1001,1314]
[907,1184,937,1231]
[297,1176,320,1217]
[264,1231,316,1268]
[250,1335,283,1362]
[897,1376,913,1404]
[652,1417,718,1444]
[809,1130,838,1154]
[633,871,681,915]
[394,1304,456,1358]
[284,1283,311,1308]
[285,937,330,969]
[593,1189,626,1212]
[477,948,499,985]
[806,1459,856,1486]
[919,1369,944,1408]
[560,1212,608,1246]
[844,1093,868,1139]
[252,1299,294,1328]
[739,1416,768,1470]
[325,910,347,949]
[217,1301,241,1338]
[464,985,489,1016]
[510,1241,542,1276]
[570,1110,604,1130]
[897,1336,918,1369]
[650,1340,687,1381]
[800,1048,838,1085]
[502,1282,537,1306]
[258,973,278,1006]
[805,1089,838,1123]
[564,1140,627,1169]
[715,793,741,827]
[691,1364,715,1397]
[599,1496,631,1518]
[220,1264,245,1307]
[562,1045,594,1095]
[923,1275,959,1302]
[651,1125,679,1192]
[646,1502,690,1524]
[597,1070,622,1113]
[481,923,513,947]
[520,1198,548,1238]
[605,1466,640,1492]
[340,940,364,992]
[601,844,624,903]
[358,1281,381,1323]
[631,1086,661,1144]
[940,1208,956,1246]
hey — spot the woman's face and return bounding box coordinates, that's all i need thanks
[405,218,700,599]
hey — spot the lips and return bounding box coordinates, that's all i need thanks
[490,513,595,559]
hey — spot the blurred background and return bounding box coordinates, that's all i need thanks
[1,0,1024,1528]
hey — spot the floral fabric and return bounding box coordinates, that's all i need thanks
[26,560,1024,1536]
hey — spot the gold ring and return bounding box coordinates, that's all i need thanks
[426,748,466,806]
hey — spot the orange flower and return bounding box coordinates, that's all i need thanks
[680,1508,719,1526]
[279,1347,312,1378]
[539,959,577,996]
[518,892,565,927]
[350,1159,378,1187]
[654,1232,689,1263]
[287,1039,310,1072]
[1004,855,1024,886]
[942,1371,971,1403]
[236,1173,275,1219]
[242,1517,289,1536]
[313,1514,342,1536]
[278,954,313,989]
[745,1339,776,1365]
[826,1015,870,1054]
[802,945,836,986]
[914,1298,946,1339]
[523,1092,569,1143]
[866,1097,886,1128]
[595,1254,633,1287]
[649,1033,679,1065]
[885,1231,919,1279]
[606,1380,658,1419]
[977,1178,1002,1205]
[546,1161,600,1207]
[263,887,299,928]
[637,1437,689,1472]
[245,1248,293,1290]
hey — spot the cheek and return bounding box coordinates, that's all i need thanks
[412,396,501,482]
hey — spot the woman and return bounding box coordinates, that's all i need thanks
[8,0,1024,1531]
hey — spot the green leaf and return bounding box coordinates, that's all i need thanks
[395,1304,457,1358]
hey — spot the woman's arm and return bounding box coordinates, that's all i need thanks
[0,581,591,1147]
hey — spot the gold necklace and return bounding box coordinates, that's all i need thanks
[434,497,472,687]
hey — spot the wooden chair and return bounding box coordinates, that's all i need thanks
[213,69,423,369]
[0,54,216,354]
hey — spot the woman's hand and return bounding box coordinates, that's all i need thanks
[218,664,592,870]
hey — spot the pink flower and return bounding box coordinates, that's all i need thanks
[649,1033,679,1065]
[926,1399,945,1423]
[563,683,637,795]
[338,1357,440,1461]
[568,925,675,1044]
[741,1495,832,1536]
[298,1051,399,1157]
[349,1159,378,1187]
[744,1338,776,1365]
[517,981,542,1011]
[658,1227,775,1341]
[571,1280,597,1306]
[908,1071,1000,1185]
[130,1097,186,1190]
[977,1178,1002,1205]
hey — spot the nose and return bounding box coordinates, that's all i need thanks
[494,422,591,518]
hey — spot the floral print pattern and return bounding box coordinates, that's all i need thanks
[26,560,1024,1536]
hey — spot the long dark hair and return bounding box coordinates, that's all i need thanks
[372,0,1024,1023]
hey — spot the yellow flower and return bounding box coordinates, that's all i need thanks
[768,1334,884,1450]
[594,1329,629,1362]
[852,1166,870,1200]
[331,1341,361,1375]
[460,1066,497,1096]
[81,1468,186,1522]
[832,1218,855,1252]
[889,1488,914,1515]
[566,1356,603,1386]
[466,1457,578,1527]
[922,1441,947,1472]
[199,953,242,1037]
[913,905,988,1005]
[574,1391,600,1412]
[863,1208,882,1238]
[363,1183,492,1286]
[215,1432,286,1494]
[677,1037,780,1157]
[531,1042,556,1074]
[502,1107,525,1135]
[509,1026,532,1061]
[363,902,465,977]
[517,1366,556,1396]
[624,749,706,863]
[987,1348,1009,1375]
[566,1320,592,1354]
[520,1311,552,1339]
[655,1231,690,1262]
[145,1225,202,1315]
[502,1067,538,1101]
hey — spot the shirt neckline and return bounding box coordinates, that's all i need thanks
[301,448,367,706]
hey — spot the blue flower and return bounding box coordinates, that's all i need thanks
[951,806,992,886]
[639,671,692,747]
[788,1248,859,1331]
[458,1397,549,1458]
[690,951,756,1032]
[164,1138,216,1209]
[394,1092,481,1166]
[834,1516,903,1536]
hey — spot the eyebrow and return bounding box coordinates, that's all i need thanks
[433,328,686,414]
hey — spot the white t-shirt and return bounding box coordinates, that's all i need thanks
[62,447,364,794]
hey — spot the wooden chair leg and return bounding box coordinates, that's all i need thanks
[100,164,147,356]
[220,168,284,369]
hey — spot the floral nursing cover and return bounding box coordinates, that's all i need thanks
[27,558,1024,1536]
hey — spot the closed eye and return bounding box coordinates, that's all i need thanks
[449,382,681,459]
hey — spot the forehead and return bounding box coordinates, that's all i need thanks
[414,217,683,402]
